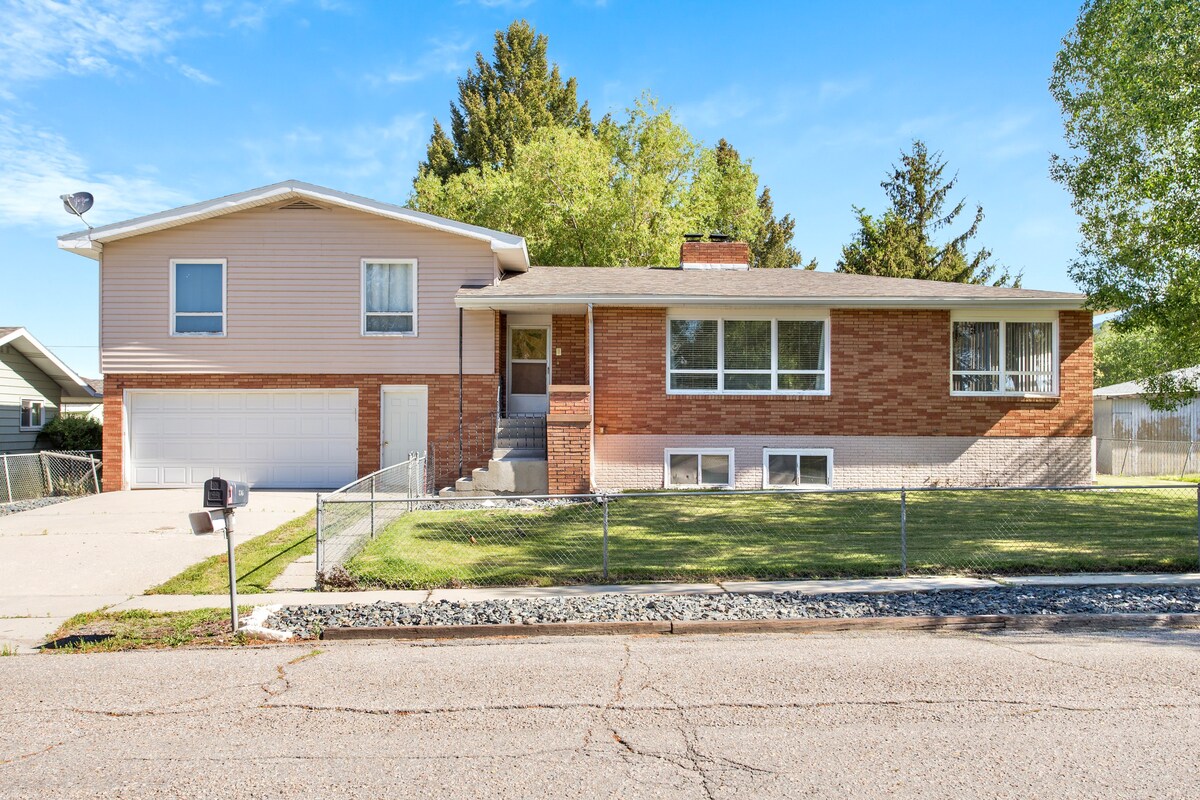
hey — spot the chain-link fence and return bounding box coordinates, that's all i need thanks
[0,451,101,504]
[1098,437,1198,478]
[314,483,1200,590]
[316,453,427,587]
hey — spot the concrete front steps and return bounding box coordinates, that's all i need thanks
[439,455,549,497]
[438,416,549,497]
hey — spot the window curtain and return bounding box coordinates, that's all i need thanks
[365,262,413,313]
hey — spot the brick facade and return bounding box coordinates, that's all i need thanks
[592,308,1092,439]
[546,386,591,494]
[594,434,1094,489]
[551,314,589,385]
[102,373,497,491]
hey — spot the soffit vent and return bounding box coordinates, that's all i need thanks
[277,199,324,210]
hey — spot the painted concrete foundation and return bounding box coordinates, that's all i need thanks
[593,435,1094,490]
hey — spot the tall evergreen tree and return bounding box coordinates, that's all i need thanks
[418,19,590,181]
[752,187,816,270]
[838,140,1018,285]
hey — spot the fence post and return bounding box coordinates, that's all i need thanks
[315,493,324,582]
[90,456,100,494]
[370,475,377,539]
[1,454,10,504]
[900,488,908,576]
[601,494,609,582]
[39,452,52,497]
[1195,484,1199,573]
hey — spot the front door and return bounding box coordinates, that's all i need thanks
[508,326,551,415]
[381,385,428,468]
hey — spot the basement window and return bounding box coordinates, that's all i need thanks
[665,449,734,488]
[763,448,832,490]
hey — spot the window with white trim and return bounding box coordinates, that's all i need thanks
[665,449,734,488]
[171,260,225,335]
[19,398,45,430]
[363,259,417,335]
[951,317,1057,396]
[668,316,828,394]
[762,448,832,490]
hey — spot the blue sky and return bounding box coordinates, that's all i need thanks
[0,0,1084,377]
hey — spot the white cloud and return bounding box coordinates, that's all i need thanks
[369,35,474,86]
[675,86,762,130]
[0,0,184,95]
[0,114,193,230]
[817,77,869,103]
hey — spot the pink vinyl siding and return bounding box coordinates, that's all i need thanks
[99,203,497,374]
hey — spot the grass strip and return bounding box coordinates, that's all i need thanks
[149,510,316,595]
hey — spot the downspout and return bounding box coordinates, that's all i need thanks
[458,307,464,480]
[588,303,595,490]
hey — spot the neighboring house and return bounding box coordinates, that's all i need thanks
[0,327,101,453]
[61,377,104,424]
[58,180,1093,493]
[1094,366,1200,476]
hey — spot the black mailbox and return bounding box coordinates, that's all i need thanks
[203,478,250,509]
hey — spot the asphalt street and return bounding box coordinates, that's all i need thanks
[2,629,1199,798]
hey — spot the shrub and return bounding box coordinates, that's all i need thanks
[37,414,102,452]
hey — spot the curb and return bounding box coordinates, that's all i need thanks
[318,612,1200,641]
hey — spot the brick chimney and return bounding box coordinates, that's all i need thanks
[680,234,751,270]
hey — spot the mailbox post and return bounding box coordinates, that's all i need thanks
[202,478,250,633]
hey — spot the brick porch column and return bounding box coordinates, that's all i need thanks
[546,385,591,494]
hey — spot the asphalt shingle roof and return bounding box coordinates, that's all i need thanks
[457,267,1085,305]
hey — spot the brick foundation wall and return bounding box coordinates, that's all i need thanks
[595,434,1094,489]
[593,308,1093,438]
[546,386,591,494]
[103,373,497,491]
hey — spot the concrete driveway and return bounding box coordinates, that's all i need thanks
[0,489,315,649]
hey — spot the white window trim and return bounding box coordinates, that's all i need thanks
[664,447,736,489]
[762,448,834,490]
[19,398,45,431]
[666,311,831,397]
[361,258,418,337]
[949,310,1059,398]
[169,258,227,337]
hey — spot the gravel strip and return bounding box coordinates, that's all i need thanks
[267,585,1200,638]
[0,496,72,517]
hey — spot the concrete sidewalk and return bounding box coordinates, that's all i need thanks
[109,572,1200,614]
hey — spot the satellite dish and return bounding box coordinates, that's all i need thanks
[60,192,94,229]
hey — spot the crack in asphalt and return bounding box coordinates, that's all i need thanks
[976,635,1200,699]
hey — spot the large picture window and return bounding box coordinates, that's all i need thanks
[363,259,417,335]
[951,317,1056,396]
[668,316,828,394]
[171,259,225,336]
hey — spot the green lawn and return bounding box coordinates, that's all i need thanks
[343,488,1199,589]
[150,510,316,595]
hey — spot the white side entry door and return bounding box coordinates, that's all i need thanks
[381,385,428,468]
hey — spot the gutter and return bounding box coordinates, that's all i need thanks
[587,303,595,491]
[455,294,1089,310]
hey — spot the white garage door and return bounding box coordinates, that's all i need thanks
[128,390,358,489]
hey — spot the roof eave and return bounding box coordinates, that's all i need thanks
[455,294,1090,310]
[56,180,531,271]
[0,328,100,398]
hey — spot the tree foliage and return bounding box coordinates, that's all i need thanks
[1050,0,1200,406]
[416,97,775,266]
[419,19,590,180]
[837,140,1018,285]
[414,21,809,269]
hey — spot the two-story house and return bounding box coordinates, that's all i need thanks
[59,181,1093,494]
